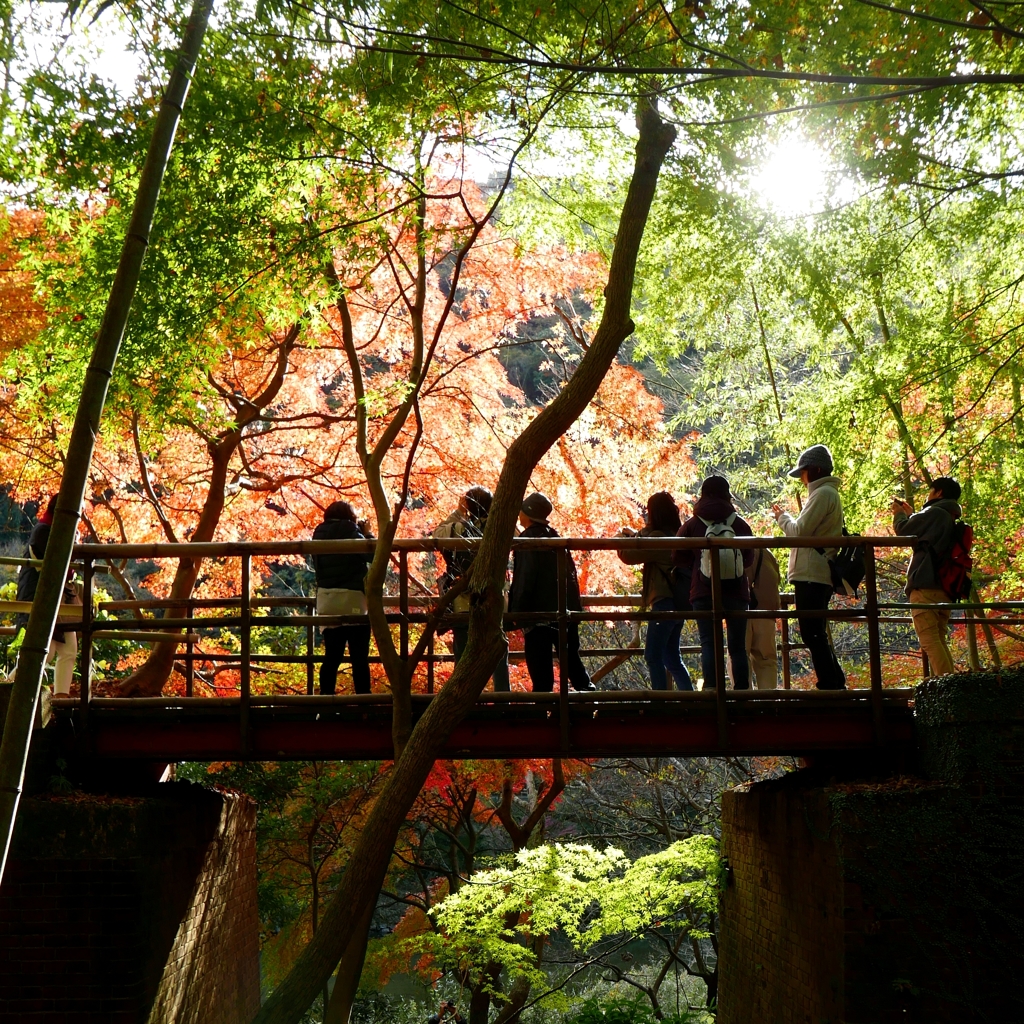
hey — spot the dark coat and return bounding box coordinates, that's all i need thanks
[673,496,754,604]
[893,497,963,595]
[15,521,74,640]
[508,522,582,618]
[312,518,372,591]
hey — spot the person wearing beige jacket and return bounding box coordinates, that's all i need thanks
[771,445,847,690]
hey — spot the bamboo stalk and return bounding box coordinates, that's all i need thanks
[0,0,214,884]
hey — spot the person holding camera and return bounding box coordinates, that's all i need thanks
[616,491,693,690]
[427,1000,465,1024]
[312,500,374,695]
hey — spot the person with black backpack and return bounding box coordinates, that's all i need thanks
[508,492,595,693]
[433,486,509,691]
[312,501,373,695]
[892,476,965,677]
[616,491,693,691]
[771,445,847,690]
[674,477,753,689]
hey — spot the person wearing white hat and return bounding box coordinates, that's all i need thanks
[771,445,847,690]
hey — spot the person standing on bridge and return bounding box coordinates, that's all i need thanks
[14,495,80,696]
[433,486,510,691]
[616,491,693,691]
[508,492,595,693]
[312,501,373,695]
[891,476,963,677]
[675,476,753,690]
[772,445,847,690]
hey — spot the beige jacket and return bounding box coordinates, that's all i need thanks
[617,528,676,606]
[776,476,843,585]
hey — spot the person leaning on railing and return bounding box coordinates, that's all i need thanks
[891,477,963,677]
[312,501,373,695]
[508,492,595,693]
[615,491,693,691]
[675,476,753,690]
[433,486,510,692]
[771,445,847,690]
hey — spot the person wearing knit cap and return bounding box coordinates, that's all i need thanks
[674,476,754,689]
[772,445,847,689]
[508,493,595,692]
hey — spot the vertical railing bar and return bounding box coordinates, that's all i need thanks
[306,600,315,695]
[399,550,409,663]
[780,594,791,690]
[710,538,728,748]
[864,543,884,745]
[557,547,570,753]
[79,555,94,739]
[427,630,434,695]
[240,553,251,754]
[183,596,194,698]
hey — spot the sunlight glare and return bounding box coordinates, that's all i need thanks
[750,138,831,217]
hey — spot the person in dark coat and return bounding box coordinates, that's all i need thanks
[508,492,595,693]
[892,476,963,676]
[616,491,693,690]
[15,495,79,695]
[312,501,373,695]
[674,477,753,689]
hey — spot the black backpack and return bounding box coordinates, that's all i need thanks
[819,527,865,598]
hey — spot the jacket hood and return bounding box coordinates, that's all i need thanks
[693,496,737,522]
[807,475,840,494]
[924,497,962,519]
[314,517,361,540]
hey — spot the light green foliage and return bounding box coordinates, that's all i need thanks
[423,837,720,985]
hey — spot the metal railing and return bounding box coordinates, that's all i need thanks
[5,534,1018,752]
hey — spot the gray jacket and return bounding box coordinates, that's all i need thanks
[776,476,844,585]
[893,497,963,595]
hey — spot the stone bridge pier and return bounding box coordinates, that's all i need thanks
[719,669,1024,1024]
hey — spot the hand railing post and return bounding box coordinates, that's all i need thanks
[427,631,434,695]
[864,543,884,745]
[557,546,570,753]
[399,550,409,662]
[306,610,314,696]
[184,597,194,697]
[79,555,93,736]
[710,540,728,748]
[780,593,792,689]
[240,552,251,754]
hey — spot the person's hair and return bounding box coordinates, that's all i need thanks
[699,475,731,501]
[931,476,961,501]
[646,491,681,534]
[803,466,829,483]
[324,500,357,522]
[44,495,58,517]
[464,485,492,520]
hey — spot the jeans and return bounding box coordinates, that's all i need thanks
[524,623,592,693]
[909,588,955,676]
[692,597,749,689]
[793,581,846,690]
[453,626,511,691]
[320,624,372,694]
[645,598,693,691]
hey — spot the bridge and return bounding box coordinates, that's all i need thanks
[22,535,1020,761]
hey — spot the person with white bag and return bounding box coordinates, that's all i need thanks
[674,476,754,689]
[312,501,373,695]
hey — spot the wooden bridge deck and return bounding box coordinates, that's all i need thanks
[49,688,916,761]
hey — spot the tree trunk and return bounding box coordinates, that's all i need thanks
[250,97,676,1024]
[323,901,374,1024]
[0,0,213,882]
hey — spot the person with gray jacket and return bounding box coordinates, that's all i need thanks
[892,477,963,676]
[771,445,847,689]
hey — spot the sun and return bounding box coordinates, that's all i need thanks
[750,137,832,217]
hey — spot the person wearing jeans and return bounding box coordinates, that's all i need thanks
[675,476,753,690]
[772,445,847,690]
[892,477,963,677]
[616,491,693,691]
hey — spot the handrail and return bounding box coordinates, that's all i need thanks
[8,535,1021,759]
